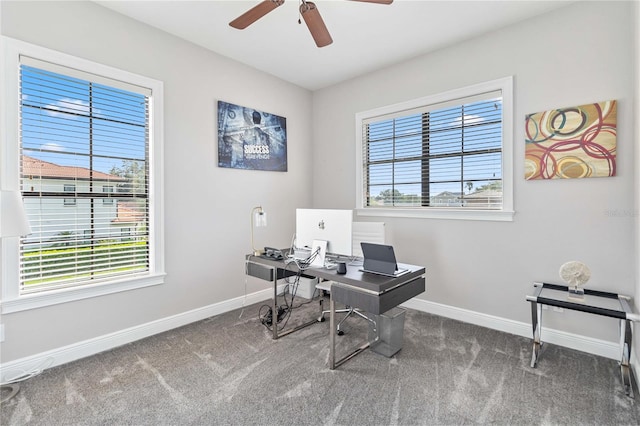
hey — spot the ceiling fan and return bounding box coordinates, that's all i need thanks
[229,0,393,48]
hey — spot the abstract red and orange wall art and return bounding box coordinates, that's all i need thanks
[524,100,617,180]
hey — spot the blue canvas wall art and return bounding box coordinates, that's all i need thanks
[217,101,287,171]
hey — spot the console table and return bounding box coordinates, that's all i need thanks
[526,282,639,397]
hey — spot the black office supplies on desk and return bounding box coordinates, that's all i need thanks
[360,242,409,277]
[260,247,283,260]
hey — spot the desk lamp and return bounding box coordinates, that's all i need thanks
[251,205,267,256]
[0,190,32,403]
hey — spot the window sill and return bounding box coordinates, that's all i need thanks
[1,273,166,314]
[356,208,515,222]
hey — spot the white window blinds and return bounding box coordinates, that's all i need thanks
[361,90,503,210]
[19,58,151,294]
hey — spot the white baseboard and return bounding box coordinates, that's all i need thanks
[0,287,277,383]
[401,298,621,361]
[1,292,624,383]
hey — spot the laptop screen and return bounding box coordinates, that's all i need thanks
[361,242,398,275]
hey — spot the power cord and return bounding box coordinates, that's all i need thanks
[258,272,297,330]
[1,357,54,403]
[258,247,321,331]
[258,304,288,328]
[285,246,321,271]
[0,385,19,404]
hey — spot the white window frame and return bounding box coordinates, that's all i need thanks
[355,76,514,222]
[1,37,165,313]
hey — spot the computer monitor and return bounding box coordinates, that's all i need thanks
[295,209,353,257]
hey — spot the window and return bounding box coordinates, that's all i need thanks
[356,77,514,221]
[103,185,114,205]
[1,37,165,312]
[63,183,76,206]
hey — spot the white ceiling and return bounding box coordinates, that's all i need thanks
[96,0,576,91]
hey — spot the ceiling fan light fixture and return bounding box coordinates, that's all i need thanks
[300,1,333,48]
[229,0,392,48]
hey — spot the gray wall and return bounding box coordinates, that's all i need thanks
[0,1,313,362]
[312,1,636,341]
[0,0,637,363]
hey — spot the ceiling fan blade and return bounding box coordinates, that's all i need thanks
[229,0,284,30]
[300,1,333,48]
[348,0,394,4]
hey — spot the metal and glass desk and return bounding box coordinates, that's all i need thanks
[246,251,426,369]
[526,282,639,397]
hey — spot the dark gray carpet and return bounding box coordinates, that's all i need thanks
[2,296,639,425]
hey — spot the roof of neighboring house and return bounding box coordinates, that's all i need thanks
[22,155,124,181]
[463,189,502,199]
[112,201,145,224]
[433,191,463,198]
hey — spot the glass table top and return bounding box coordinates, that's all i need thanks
[537,285,623,312]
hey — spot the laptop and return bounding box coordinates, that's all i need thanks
[360,242,409,277]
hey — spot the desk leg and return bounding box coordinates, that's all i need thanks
[530,301,542,368]
[272,273,279,340]
[328,291,371,370]
[329,295,336,370]
[620,319,634,398]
